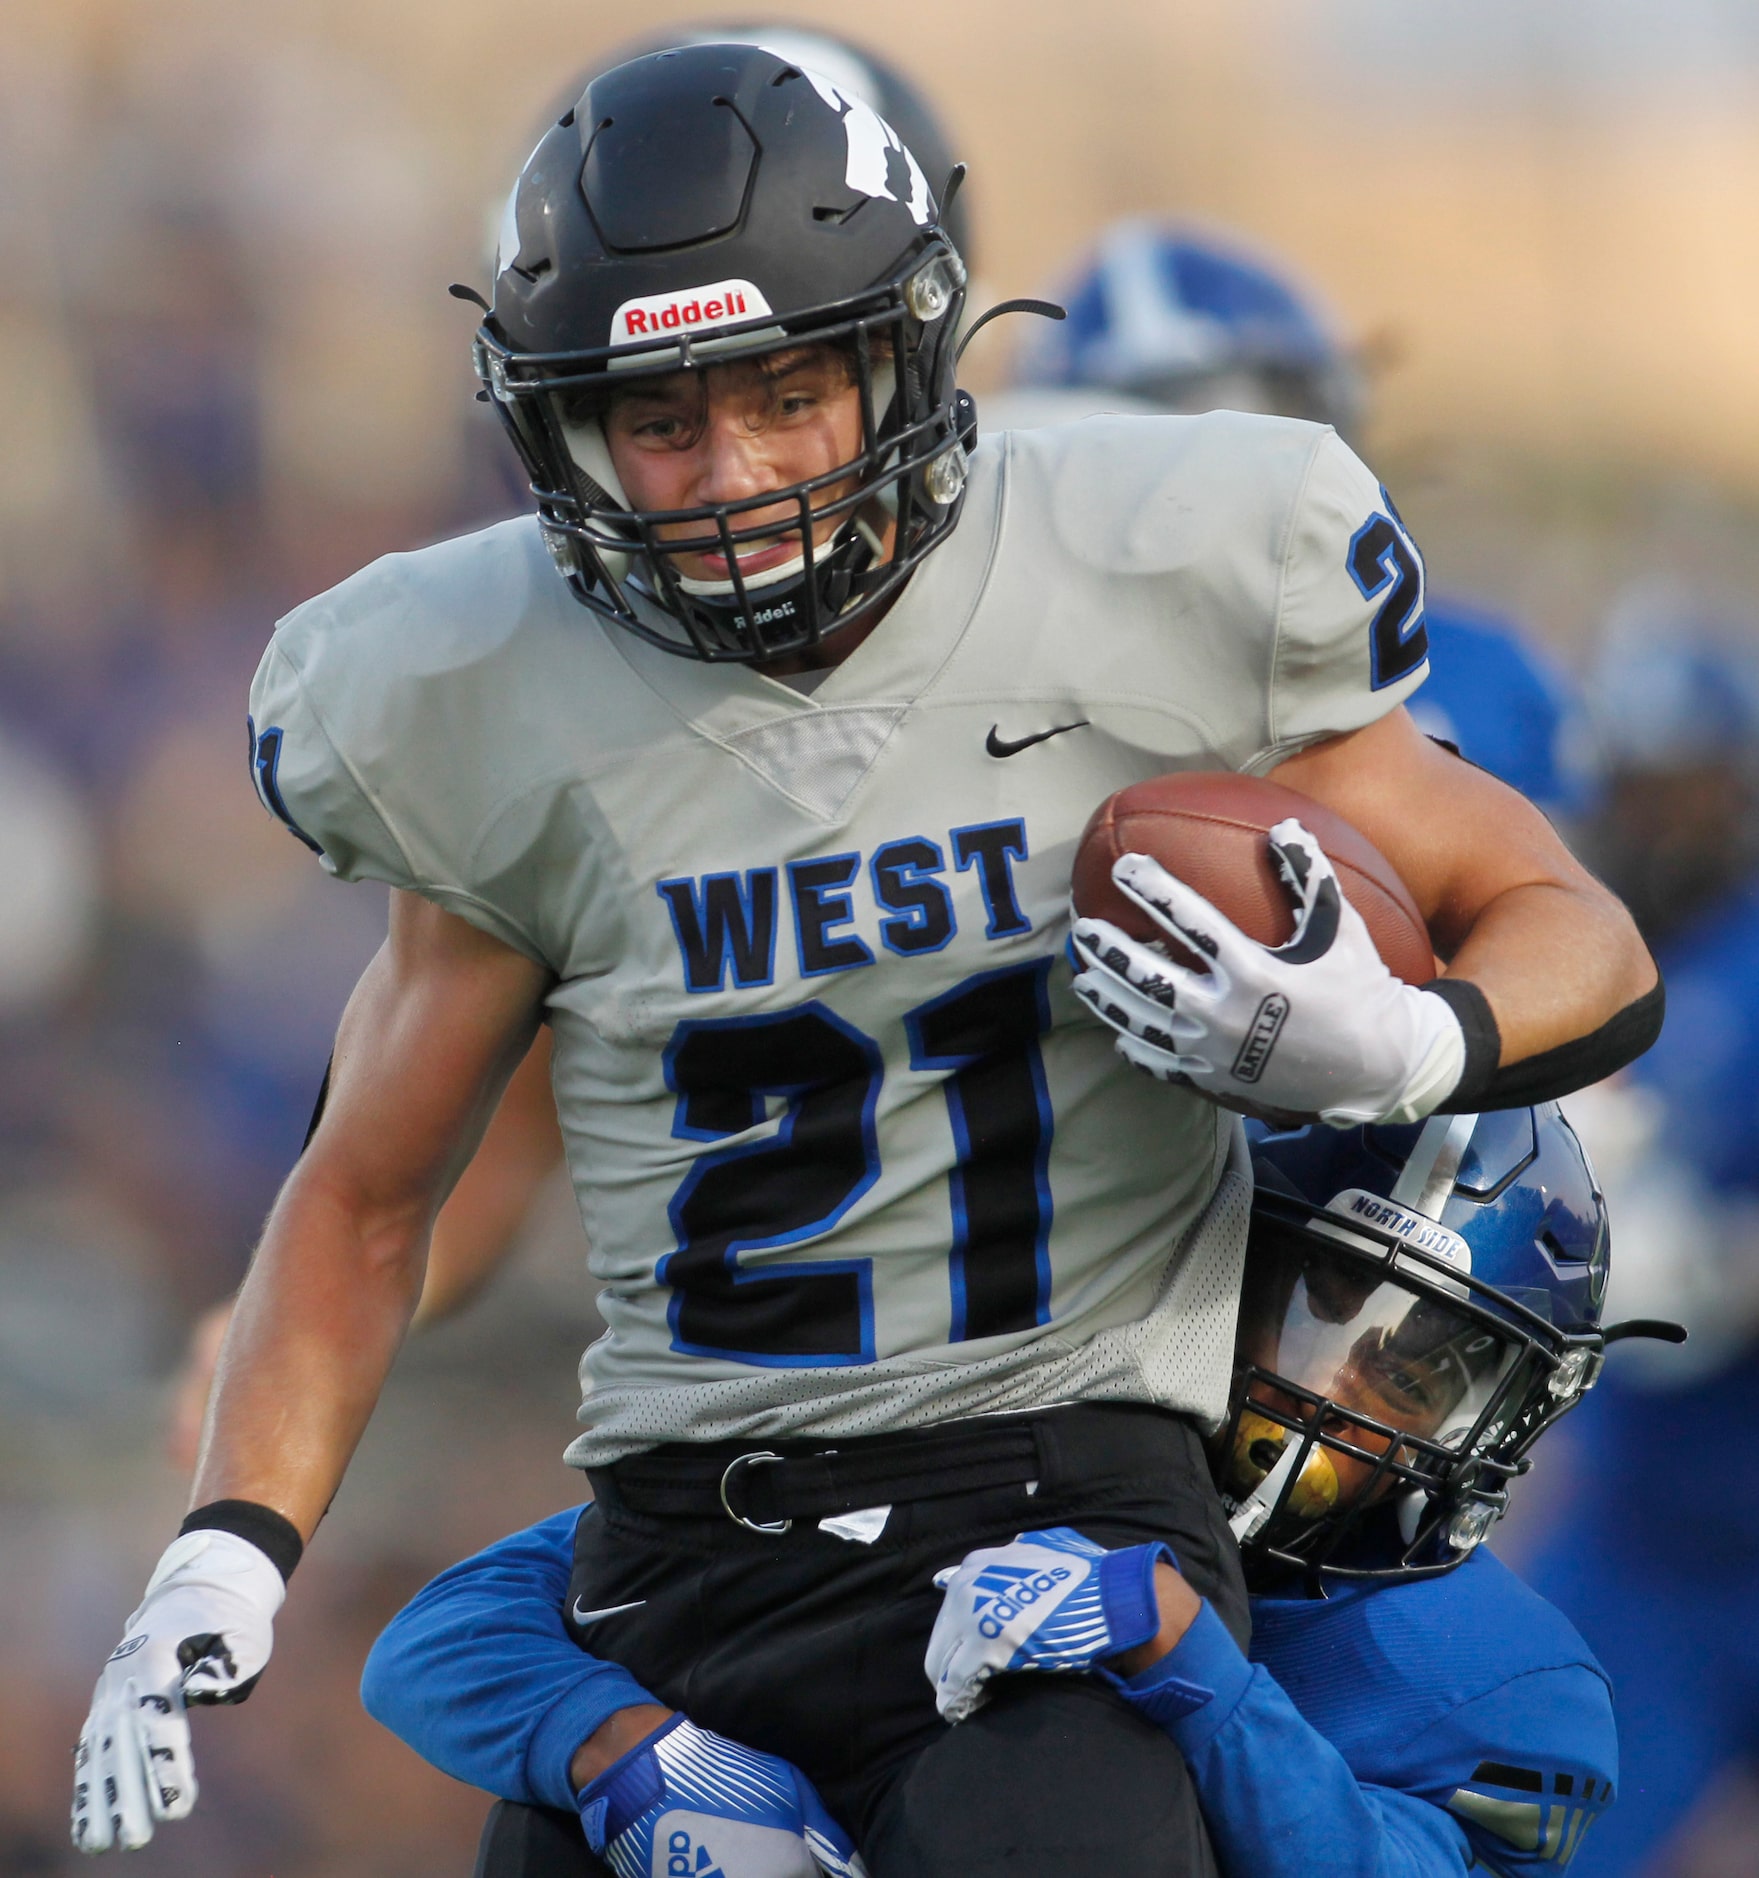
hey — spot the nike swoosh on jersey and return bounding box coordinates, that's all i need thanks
[985,720,1091,758]
[571,1597,648,1626]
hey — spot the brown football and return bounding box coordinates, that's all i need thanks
[1071,771,1437,983]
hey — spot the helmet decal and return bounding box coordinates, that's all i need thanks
[1321,1190,1472,1274]
[493,180,522,282]
[1388,1111,1479,1220]
[798,70,933,226]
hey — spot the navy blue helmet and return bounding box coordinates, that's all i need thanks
[1012,218,1362,437]
[1220,1105,1614,1586]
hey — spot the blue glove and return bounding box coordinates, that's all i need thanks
[577,1714,867,1878]
[925,1527,1169,1722]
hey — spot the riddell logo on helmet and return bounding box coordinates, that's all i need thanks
[611,279,773,345]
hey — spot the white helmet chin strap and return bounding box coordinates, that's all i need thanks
[1228,1438,1304,1544]
[1396,1488,1426,1545]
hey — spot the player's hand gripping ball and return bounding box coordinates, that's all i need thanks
[577,1715,867,1878]
[925,1527,1170,1723]
[72,1529,283,1854]
[1069,773,1459,1127]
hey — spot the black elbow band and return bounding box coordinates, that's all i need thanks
[1427,974,1666,1112]
[180,1499,305,1584]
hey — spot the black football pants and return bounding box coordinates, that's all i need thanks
[474,1403,1248,1878]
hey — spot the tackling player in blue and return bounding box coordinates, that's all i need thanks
[361,1105,1680,1877]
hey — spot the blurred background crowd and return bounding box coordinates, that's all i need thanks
[7,0,1759,1871]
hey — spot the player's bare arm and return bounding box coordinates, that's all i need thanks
[569,1704,677,1788]
[74,895,548,1853]
[193,892,550,1536]
[1269,701,1657,1062]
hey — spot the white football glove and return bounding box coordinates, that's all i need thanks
[1070,819,1465,1127]
[72,1530,284,1854]
[925,1528,1168,1724]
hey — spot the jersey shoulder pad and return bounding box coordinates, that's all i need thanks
[247,516,567,959]
[1428,1664,1617,1872]
[998,409,1324,578]
[992,415,1428,765]
[268,512,560,705]
[1251,1548,1610,1778]
[1267,425,1430,757]
[1352,1548,1612,1715]
[1415,1546,1611,1685]
[1411,1556,1617,1870]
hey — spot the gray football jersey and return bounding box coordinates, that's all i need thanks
[248,412,1429,1464]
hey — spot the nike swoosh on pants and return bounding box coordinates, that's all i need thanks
[571,1598,648,1626]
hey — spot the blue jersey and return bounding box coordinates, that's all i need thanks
[1163,1551,1616,1878]
[1516,879,1759,1878]
[362,1513,1615,1876]
[1410,604,1597,820]
[1626,878,1759,1198]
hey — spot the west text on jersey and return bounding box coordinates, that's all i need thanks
[657,819,1033,992]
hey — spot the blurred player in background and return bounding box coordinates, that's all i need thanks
[1521,603,1759,1877]
[992,219,1600,828]
[164,1037,564,1467]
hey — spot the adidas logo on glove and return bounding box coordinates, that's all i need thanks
[969,1562,1077,1639]
[665,1826,726,1877]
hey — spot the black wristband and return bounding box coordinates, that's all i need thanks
[1428,974,1666,1113]
[1422,977,1501,1109]
[180,1500,305,1585]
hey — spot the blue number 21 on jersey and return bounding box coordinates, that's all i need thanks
[660,960,1055,1367]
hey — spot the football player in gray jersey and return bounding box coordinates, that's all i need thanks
[73,44,1659,1874]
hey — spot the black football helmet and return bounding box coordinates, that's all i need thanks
[1218,1106,1679,1589]
[474,43,971,662]
[592,24,974,266]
